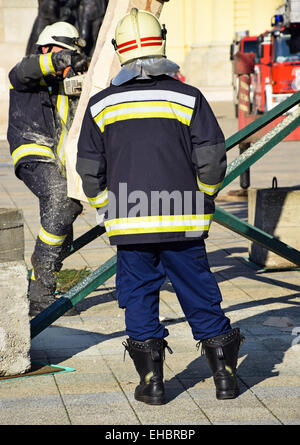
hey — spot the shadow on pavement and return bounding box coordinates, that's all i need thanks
[30,243,300,403]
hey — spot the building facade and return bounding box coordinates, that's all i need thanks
[0,0,283,135]
[160,0,283,88]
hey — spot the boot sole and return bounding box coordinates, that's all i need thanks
[135,393,166,405]
[216,390,239,400]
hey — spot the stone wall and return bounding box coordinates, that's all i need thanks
[0,208,31,376]
[183,42,232,90]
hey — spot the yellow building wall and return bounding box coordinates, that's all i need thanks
[0,0,286,135]
[160,0,283,89]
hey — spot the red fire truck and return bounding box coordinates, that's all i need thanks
[253,14,300,114]
[234,0,300,140]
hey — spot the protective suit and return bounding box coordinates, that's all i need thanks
[8,22,88,315]
[76,8,245,404]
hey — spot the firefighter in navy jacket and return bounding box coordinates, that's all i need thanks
[7,22,87,316]
[77,8,244,404]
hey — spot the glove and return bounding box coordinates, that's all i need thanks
[69,52,88,73]
[96,208,106,226]
[51,50,73,72]
[52,50,88,74]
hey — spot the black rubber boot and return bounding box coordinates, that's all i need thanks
[28,279,78,317]
[31,254,57,294]
[27,279,57,317]
[200,328,245,400]
[123,338,172,405]
[30,255,78,316]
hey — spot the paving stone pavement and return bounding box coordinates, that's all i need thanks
[0,101,300,427]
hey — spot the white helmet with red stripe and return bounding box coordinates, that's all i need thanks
[113,8,167,65]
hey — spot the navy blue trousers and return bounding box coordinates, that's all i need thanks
[116,240,231,341]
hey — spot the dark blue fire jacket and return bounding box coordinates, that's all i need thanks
[76,75,226,245]
[7,53,77,177]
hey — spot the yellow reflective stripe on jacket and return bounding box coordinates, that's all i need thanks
[197,177,223,196]
[56,84,69,169]
[87,188,108,208]
[39,53,55,76]
[9,83,14,90]
[94,100,193,133]
[38,226,67,246]
[104,214,213,237]
[57,84,69,126]
[11,144,56,165]
[56,123,68,168]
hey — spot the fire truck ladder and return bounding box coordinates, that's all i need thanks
[30,90,300,339]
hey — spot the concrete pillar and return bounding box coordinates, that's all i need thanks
[0,208,24,262]
[0,208,31,377]
[248,187,300,269]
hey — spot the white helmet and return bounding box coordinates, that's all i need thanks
[36,21,85,52]
[113,8,167,65]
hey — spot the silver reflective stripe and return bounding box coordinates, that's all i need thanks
[87,188,108,208]
[106,219,211,231]
[38,227,67,246]
[11,145,55,165]
[91,89,196,117]
[39,54,55,76]
[96,104,193,130]
[197,177,223,196]
[104,214,213,236]
[56,84,69,167]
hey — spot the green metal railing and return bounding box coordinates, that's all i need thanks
[214,90,300,266]
[31,254,116,338]
[225,90,300,151]
[30,90,300,339]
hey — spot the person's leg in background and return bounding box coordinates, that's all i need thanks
[18,162,82,315]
